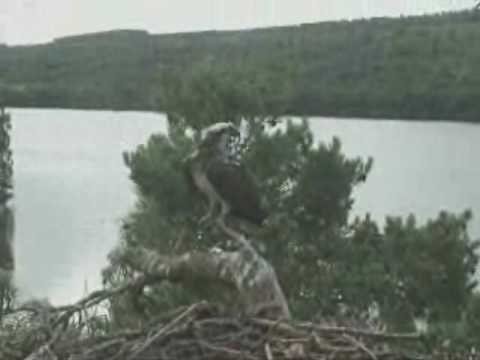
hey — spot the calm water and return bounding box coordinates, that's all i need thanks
[11,108,167,305]
[8,108,480,305]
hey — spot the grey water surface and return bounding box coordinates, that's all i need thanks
[9,108,480,304]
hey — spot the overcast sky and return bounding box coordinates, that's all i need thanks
[0,0,475,45]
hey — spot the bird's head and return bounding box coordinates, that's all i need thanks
[182,122,240,165]
[199,122,240,156]
[200,122,240,146]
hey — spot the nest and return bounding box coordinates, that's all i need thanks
[0,302,437,360]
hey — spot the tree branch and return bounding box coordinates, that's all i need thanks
[115,243,290,319]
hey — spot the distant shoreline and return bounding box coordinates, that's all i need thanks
[2,10,480,123]
[7,106,480,126]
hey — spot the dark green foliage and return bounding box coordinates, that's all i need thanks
[2,11,480,121]
[104,62,480,340]
[0,107,15,319]
[0,109,12,203]
[426,294,480,352]
[383,211,479,325]
[155,59,295,130]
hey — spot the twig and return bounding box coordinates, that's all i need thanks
[80,338,127,358]
[126,302,205,360]
[265,342,273,360]
[301,322,421,341]
[50,275,156,331]
[251,318,313,338]
[199,340,260,360]
[342,333,378,360]
[311,333,357,353]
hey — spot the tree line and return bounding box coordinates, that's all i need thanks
[1,10,480,121]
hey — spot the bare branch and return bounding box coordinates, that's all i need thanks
[115,244,290,319]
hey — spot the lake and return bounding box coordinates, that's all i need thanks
[8,108,480,305]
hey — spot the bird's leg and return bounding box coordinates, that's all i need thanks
[218,200,231,225]
[199,197,216,226]
[216,201,254,251]
[216,217,253,251]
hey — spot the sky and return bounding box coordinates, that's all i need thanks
[0,0,475,45]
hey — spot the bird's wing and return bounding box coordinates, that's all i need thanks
[206,160,267,225]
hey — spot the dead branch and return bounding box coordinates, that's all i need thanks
[114,243,290,319]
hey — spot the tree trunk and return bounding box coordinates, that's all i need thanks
[117,239,291,319]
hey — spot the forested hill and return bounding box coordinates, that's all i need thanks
[1,10,480,121]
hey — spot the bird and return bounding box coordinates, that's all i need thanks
[183,122,267,230]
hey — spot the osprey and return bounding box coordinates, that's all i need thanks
[183,122,267,228]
